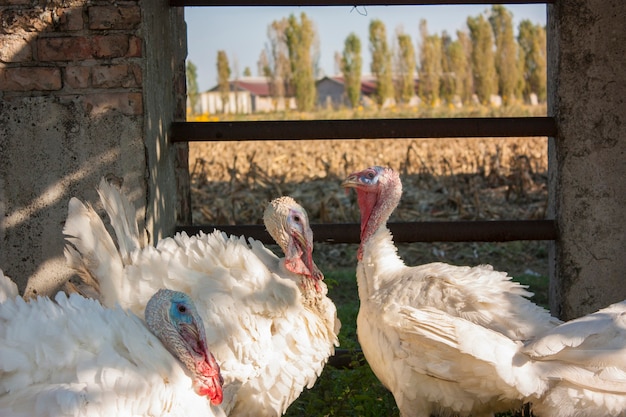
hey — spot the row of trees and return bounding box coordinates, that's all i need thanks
[188,5,547,112]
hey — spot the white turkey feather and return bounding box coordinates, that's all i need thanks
[96,177,143,262]
[390,304,626,417]
[64,197,123,302]
[0,279,226,417]
[63,179,339,417]
[522,300,626,417]
[0,269,18,302]
[523,300,626,367]
[359,227,561,341]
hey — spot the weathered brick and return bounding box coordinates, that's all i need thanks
[88,5,140,30]
[37,36,93,61]
[0,8,54,34]
[0,34,33,62]
[0,67,62,91]
[130,63,142,84]
[92,34,129,58]
[38,34,135,61]
[127,35,142,57]
[64,65,90,88]
[92,64,140,88]
[82,92,143,116]
[0,0,32,5]
[55,7,83,31]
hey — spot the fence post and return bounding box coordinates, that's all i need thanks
[548,0,626,320]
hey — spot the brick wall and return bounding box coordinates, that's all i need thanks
[0,2,143,115]
[0,1,187,296]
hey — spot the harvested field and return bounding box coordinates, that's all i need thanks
[189,133,550,277]
[190,136,547,223]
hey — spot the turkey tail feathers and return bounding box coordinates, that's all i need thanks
[96,177,143,262]
[63,178,138,302]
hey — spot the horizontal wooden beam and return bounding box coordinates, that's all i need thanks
[173,0,552,6]
[171,117,556,142]
[176,220,557,244]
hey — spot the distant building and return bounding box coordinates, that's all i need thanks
[316,76,349,109]
[315,75,375,109]
[195,75,421,114]
[315,75,419,109]
[195,77,296,115]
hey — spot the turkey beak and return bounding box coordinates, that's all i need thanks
[285,227,323,283]
[341,174,360,194]
[179,321,224,405]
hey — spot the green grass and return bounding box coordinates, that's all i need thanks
[284,267,549,417]
[284,269,399,417]
[516,273,550,309]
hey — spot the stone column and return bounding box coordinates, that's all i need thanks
[0,1,188,296]
[548,0,626,319]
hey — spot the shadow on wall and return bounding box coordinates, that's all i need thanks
[0,3,149,297]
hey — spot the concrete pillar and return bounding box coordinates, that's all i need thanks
[548,0,626,320]
[0,1,189,297]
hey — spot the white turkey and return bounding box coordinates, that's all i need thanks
[521,299,626,417]
[0,269,225,417]
[63,178,340,417]
[341,165,562,417]
[404,302,626,417]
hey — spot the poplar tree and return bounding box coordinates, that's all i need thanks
[341,32,362,108]
[216,50,231,113]
[285,12,317,111]
[518,20,547,102]
[395,31,415,104]
[418,20,442,106]
[455,30,474,104]
[265,18,291,108]
[467,14,497,105]
[186,60,199,115]
[369,19,393,107]
[439,31,455,104]
[257,49,270,77]
[533,24,547,102]
[489,5,520,105]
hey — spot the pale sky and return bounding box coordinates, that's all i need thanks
[185,5,546,92]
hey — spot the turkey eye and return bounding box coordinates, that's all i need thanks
[293,215,301,223]
[178,305,187,313]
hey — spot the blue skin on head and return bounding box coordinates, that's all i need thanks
[168,292,197,326]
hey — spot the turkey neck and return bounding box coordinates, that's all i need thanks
[358,170,402,251]
[357,172,404,296]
